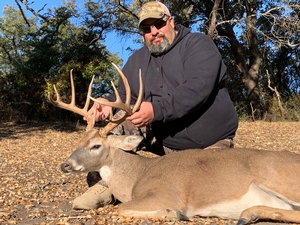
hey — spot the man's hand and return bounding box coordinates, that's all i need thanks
[127,102,154,127]
[84,97,111,122]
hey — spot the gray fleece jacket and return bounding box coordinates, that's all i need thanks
[110,24,238,150]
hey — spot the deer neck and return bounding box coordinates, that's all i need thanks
[102,146,157,202]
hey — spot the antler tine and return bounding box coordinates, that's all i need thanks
[112,63,131,107]
[106,68,142,122]
[131,69,143,113]
[48,70,96,131]
[90,63,132,115]
[90,63,131,118]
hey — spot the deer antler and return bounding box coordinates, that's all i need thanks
[90,63,143,137]
[48,70,96,131]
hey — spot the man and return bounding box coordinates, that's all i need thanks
[73,1,238,210]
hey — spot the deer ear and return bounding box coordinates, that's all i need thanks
[117,135,144,151]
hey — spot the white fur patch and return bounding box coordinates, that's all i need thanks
[99,166,111,183]
[68,159,84,172]
[186,182,292,219]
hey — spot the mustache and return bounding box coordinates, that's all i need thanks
[150,33,165,42]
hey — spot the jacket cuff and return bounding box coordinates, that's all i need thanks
[152,102,164,121]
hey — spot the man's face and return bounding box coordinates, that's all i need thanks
[140,16,176,55]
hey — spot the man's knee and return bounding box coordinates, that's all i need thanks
[204,138,234,149]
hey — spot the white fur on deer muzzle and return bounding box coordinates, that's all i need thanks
[61,158,85,174]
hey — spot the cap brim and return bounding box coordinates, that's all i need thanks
[138,13,165,27]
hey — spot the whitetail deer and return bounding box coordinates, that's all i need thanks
[49,64,300,225]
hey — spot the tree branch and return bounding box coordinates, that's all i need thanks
[214,4,300,47]
[267,70,285,119]
[18,0,51,23]
[208,0,222,38]
[14,0,31,26]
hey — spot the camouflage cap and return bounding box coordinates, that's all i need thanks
[138,1,171,27]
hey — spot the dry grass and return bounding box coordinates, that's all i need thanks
[235,121,300,153]
[0,121,299,225]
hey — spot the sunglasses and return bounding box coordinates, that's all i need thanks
[139,16,170,33]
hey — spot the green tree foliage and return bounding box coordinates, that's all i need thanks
[0,1,121,121]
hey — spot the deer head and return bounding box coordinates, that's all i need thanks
[48,64,143,174]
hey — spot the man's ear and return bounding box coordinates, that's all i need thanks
[116,135,144,151]
[169,17,175,29]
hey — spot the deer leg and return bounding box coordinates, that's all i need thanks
[237,205,300,225]
[118,197,189,220]
[73,183,115,210]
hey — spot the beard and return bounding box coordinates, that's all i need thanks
[146,34,171,56]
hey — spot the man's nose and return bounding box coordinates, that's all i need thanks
[150,26,159,35]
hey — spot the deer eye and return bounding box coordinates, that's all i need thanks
[91,145,101,150]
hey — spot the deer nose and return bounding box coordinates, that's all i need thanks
[60,162,72,173]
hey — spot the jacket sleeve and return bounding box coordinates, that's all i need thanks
[151,35,227,122]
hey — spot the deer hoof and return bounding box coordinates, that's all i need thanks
[175,210,189,221]
[236,218,250,225]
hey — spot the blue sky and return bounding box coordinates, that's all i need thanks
[0,0,137,64]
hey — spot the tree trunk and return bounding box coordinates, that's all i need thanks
[212,0,263,119]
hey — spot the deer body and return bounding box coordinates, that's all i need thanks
[61,131,300,223]
[50,65,300,224]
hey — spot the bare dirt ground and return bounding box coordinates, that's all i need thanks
[0,121,299,225]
